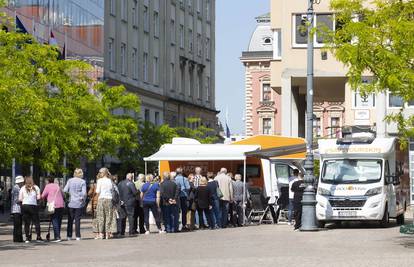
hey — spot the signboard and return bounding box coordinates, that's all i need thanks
[354,110,370,120]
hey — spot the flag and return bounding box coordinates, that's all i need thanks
[49,30,58,46]
[226,123,231,138]
[16,16,28,34]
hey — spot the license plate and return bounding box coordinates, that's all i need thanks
[338,211,357,217]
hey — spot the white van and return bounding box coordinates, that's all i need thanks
[316,134,409,227]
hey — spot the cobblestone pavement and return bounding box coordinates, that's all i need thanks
[1,213,414,267]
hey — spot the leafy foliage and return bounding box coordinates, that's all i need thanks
[0,20,140,173]
[328,0,414,143]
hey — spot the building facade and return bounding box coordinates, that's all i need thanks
[104,0,218,129]
[270,0,412,138]
[241,13,281,136]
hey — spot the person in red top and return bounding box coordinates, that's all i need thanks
[42,176,65,242]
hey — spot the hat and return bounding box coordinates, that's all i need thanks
[15,176,24,184]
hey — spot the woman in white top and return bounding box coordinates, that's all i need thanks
[18,176,43,243]
[95,168,117,239]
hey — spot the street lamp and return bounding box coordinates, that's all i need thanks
[301,0,319,231]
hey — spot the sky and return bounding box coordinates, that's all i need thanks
[215,0,270,135]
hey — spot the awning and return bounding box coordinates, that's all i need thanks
[144,144,261,161]
[245,143,306,159]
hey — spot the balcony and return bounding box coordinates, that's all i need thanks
[241,51,273,60]
[259,100,275,107]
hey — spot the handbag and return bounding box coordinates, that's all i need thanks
[47,187,60,214]
[216,181,224,199]
[86,200,93,215]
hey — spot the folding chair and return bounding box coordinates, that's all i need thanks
[247,188,273,225]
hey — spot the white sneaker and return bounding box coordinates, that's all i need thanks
[287,222,292,226]
[67,237,72,241]
[76,237,81,241]
[25,240,30,244]
[52,239,61,243]
[159,230,166,234]
[145,231,150,235]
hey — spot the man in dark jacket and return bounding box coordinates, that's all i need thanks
[117,173,138,236]
[291,173,305,231]
[160,172,180,233]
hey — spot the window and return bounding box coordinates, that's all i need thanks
[132,0,138,27]
[330,117,340,138]
[154,11,159,37]
[144,5,149,33]
[316,14,334,44]
[180,66,185,94]
[275,164,291,185]
[132,48,137,79]
[179,24,184,48]
[197,0,201,14]
[314,117,321,137]
[189,69,193,96]
[153,57,159,85]
[121,0,127,21]
[108,38,114,71]
[273,29,282,59]
[293,13,335,47]
[197,72,202,99]
[170,20,175,44]
[206,76,210,101]
[206,0,211,21]
[262,83,271,101]
[264,37,272,45]
[144,109,150,122]
[155,112,160,126]
[120,43,126,75]
[388,93,404,108]
[143,52,148,82]
[170,63,175,90]
[262,118,272,135]
[205,38,210,59]
[197,33,202,56]
[188,29,193,53]
[322,159,382,184]
[110,0,116,15]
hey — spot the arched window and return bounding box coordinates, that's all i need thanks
[263,37,272,45]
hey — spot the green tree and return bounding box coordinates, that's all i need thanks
[328,0,414,142]
[0,18,140,173]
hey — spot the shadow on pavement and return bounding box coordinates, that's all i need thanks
[324,221,400,230]
[395,236,414,249]
[0,239,74,251]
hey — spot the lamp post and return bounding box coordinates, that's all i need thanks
[301,0,319,231]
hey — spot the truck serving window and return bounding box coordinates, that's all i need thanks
[321,159,382,184]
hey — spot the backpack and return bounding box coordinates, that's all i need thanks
[111,183,121,206]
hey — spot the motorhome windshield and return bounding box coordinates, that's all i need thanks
[321,159,382,184]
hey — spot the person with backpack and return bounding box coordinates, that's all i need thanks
[174,168,190,232]
[42,176,65,242]
[214,168,233,228]
[95,168,118,239]
[64,168,87,241]
[140,174,164,234]
[11,176,24,243]
[19,176,43,243]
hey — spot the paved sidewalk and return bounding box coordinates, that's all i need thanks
[1,212,414,267]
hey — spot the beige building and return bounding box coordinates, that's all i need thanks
[270,0,407,138]
[104,0,217,129]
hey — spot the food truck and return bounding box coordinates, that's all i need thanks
[316,133,410,227]
[144,135,306,202]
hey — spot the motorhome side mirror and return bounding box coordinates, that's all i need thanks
[393,175,401,186]
[385,175,394,185]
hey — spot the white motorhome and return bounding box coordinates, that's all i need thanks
[316,134,409,227]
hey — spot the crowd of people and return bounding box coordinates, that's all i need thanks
[10,166,253,243]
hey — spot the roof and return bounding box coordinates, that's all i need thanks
[144,144,261,161]
[247,13,272,52]
[232,135,307,159]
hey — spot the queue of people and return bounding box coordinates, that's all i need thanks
[10,166,250,243]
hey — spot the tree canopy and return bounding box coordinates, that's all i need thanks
[0,20,140,173]
[329,0,414,141]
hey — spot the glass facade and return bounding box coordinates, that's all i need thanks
[7,0,104,57]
